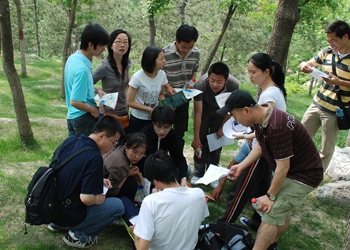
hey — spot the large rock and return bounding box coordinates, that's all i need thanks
[316,181,350,206]
[324,146,350,181]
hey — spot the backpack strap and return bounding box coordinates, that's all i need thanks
[52,145,95,171]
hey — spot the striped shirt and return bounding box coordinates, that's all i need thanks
[255,105,323,188]
[310,47,350,113]
[163,42,200,88]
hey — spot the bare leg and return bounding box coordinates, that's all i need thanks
[253,216,291,250]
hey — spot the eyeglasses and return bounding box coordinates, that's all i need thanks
[105,135,118,147]
[114,40,129,45]
[179,45,193,51]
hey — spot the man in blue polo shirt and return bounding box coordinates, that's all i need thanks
[65,23,110,137]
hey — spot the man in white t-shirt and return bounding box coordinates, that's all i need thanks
[132,150,209,250]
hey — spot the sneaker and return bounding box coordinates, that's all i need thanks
[210,180,219,188]
[63,231,95,249]
[239,216,260,232]
[190,176,200,185]
[48,223,60,232]
[112,218,124,226]
[239,216,249,228]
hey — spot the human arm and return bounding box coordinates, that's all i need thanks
[323,72,350,88]
[80,194,105,206]
[163,83,177,96]
[158,89,165,101]
[229,143,262,179]
[126,86,153,113]
[134,236,150,250]
[257,158,290,214]
[103,178,112,189]
[191,100,203,150]
[299,60,315,73]
[70,100,99,118]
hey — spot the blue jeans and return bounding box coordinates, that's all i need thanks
[67,112,97,137]
[235,141,251,163]
[50,197,124,242]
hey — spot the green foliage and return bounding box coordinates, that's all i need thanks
[144,0,170,17]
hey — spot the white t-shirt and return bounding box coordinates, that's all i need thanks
[258,86,286,111]
[129,69,168,120]
[134,186,209,250]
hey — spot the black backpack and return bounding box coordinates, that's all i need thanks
[195,221,254,250]
[24,139,93,226]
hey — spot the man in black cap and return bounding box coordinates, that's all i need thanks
[217,90,323,250]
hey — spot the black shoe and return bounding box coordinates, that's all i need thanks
[63,231,95,249]
[267,242,278,250]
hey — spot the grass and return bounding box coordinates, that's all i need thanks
[0,55,348,249]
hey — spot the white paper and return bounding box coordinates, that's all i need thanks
[94,92,119,109]
[103,185,108,195]
[215,92,231,108]
[129,215,139,225]
[195,164,230,185]
[206,132,235,152]
[174,88,202,99]
[309,67,330,81]
[222,117,250,139]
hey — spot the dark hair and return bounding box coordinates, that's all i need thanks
[208,62,230,80]
[107,29,132,81]
[151,106,176,126]
[124,132,147,150]
[326,20,350,38]
[91,116,125,137]
[144,150,179,184]
[141,46,163,73]
[80,24,110,50]
[176,24,199,43]
[249,53,287,99]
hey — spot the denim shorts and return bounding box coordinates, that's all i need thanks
[262,178,314,225]
[67,112,97,137]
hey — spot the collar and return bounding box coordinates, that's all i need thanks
[76,50,93,69]
[260,103,273,128]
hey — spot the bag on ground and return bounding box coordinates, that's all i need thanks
[195,221,253,250]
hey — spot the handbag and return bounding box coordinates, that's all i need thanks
[194,221,253,250]
[332,54,350,130]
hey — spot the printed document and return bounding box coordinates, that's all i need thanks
[195,164,230,185]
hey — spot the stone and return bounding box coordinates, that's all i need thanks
[325,146,350,181]
[316,181,350,206]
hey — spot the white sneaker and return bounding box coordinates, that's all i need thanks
[190,176,200,184]
[210,180,219,188]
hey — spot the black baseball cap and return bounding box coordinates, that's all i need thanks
[217,90,257,116]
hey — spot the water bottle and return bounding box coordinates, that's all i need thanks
[184,78,196,90]
[196,148,202,160]
[336,107,344,118]
[251,198,263,216]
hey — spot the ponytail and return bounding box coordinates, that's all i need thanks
[271,61,287,100]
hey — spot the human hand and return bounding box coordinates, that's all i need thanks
[322,72,339,86]
[91,106,100,118]
[191,138,202,150]
[216,128,223,139]
[94,194,106,205]
[212,185,223,200]
[300,61,313,73]
[166,85,177,96]
[228,164,242,181]
[257,195,274,214]
[103,178,112,189]
[97,89,106,97]
[129,166,140,177]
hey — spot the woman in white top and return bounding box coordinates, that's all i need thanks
[127,46,167,132]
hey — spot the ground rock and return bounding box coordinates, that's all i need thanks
[316,181,350,206]
[325,146,350,181]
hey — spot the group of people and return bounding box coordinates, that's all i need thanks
[47,19,350,250]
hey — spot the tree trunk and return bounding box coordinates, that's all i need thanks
[149,13,156,46]
[200,2,237,75]
[179,0,188,26]
[0,0,35,144]
[14,0,27,78]
[61,0,78,98]
[33,0,41,57]
[256,0,300,100]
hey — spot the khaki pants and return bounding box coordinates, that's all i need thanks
[301,103,339,171]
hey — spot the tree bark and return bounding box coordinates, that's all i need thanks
[33,0,41,57]
[200,2,237,75]
[179,0,188,26]
[0,0,35,144]
[61,0,78,98]
[14,0,27,77]
[256,0,300,100]
[149,13,156,46]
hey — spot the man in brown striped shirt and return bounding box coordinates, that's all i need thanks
[218,90,323,250]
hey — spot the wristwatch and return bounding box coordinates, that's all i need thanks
[266,192,276,201]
